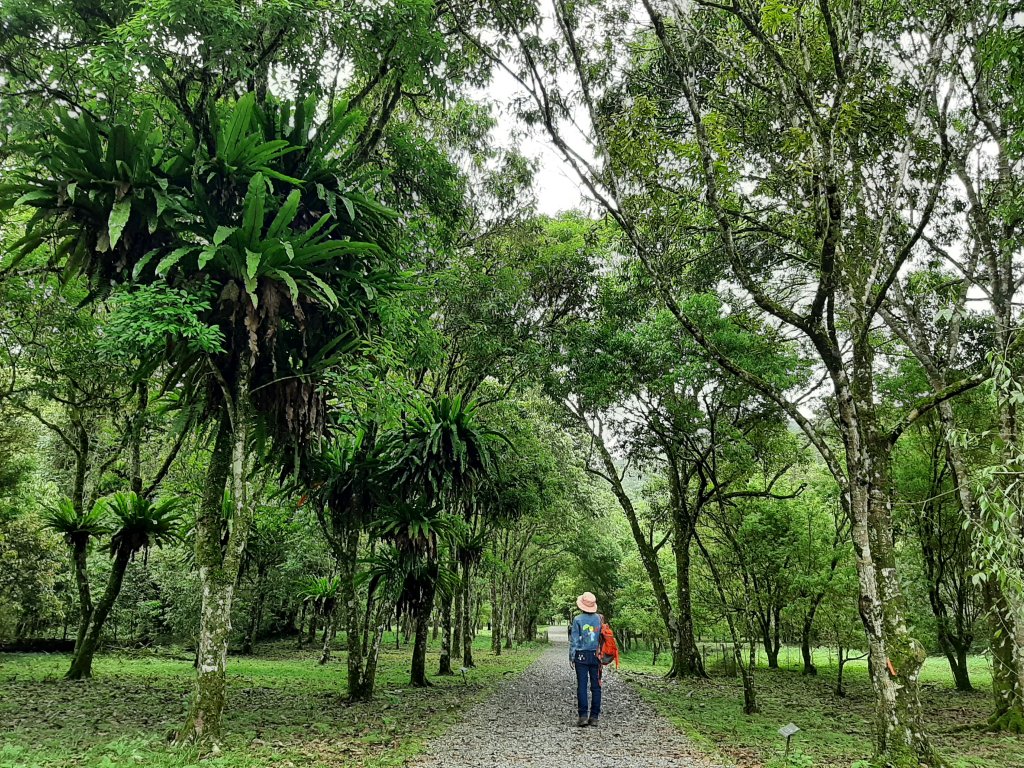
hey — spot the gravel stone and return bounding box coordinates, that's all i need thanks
[411,633,725,768]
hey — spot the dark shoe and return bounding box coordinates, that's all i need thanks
[577,717,589,727]
[588,718,599,728]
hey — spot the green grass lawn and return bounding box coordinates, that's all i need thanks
[619,645,1023,768]
[0,633,543,768]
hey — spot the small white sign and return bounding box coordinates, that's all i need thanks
[778,723,800,738]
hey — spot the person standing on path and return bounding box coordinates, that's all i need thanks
[569,591,603,728]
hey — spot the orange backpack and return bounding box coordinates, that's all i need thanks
[597,614,620,668]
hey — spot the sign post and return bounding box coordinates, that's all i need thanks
[778,722,800,758]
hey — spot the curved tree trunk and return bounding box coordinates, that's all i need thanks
[66,546,133,680]
[583,415,680,671]
[68,541,93,676]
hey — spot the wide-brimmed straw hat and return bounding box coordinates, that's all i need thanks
[576,591,598,613]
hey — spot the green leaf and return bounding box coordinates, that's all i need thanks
[241,174,266,246]
[132,250,159,280]
[222,92,256,160]
[213,226,236,246]
[108,199,132,249]
[307,272,339,307]
[246,249,262,280]
[268,190,301,239]
[155,246,194,276]
[274,269,300,304]
[197,246,218,270]
[340,195,356,222]
[15,190,52,206]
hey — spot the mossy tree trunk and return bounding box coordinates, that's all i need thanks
[409,578,436,687]
[66,545,133,680]
[177,382,250,745]
[666,458,708,679]
[318,609,335,665]
[437,591,454,675]
[841,363,938,766]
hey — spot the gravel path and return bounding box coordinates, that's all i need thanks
[411,631,725,768]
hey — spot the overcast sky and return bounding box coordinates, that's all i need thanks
[485,70,590,217]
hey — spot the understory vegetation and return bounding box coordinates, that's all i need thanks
[622,648,1020,768]
[1,635,542,768]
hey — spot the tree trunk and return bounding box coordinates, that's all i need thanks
[307,611,318,647]
[667,471,707,678]
[453,582,464,661]
[845,415,937,766]
[66,546,133,679]
[337,521,371,699]
[741,638,758,715]
[296,603,307,649]
[947,642,973,693]
[68,424,93,667]
[177,400,244,746]
[694,531,756,714]
[437,592,454,676]
[503,576,515,650]
[670,545,705,677]
[462,568,475,667]
[586,419,680,669]
[241,566,267,655]
[490,576,502,656]
[801,615,816,676]
[319,611,334,665]
[410,580,436,687]
[988,582,1024,732]
[937,401,1024,730]
[837,645,849,697]
[761,613,781,669]
[68,541,93,675]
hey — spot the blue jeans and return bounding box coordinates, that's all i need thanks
[573,650,601,719]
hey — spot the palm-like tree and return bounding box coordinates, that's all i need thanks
[299,575,341,665]
[380,394,506,686]
[49,492,182,679]
[3,92,401,740]
[43,498,110,664]
[305,428,386,698]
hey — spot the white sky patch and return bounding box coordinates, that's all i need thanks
[481,56,592,217]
